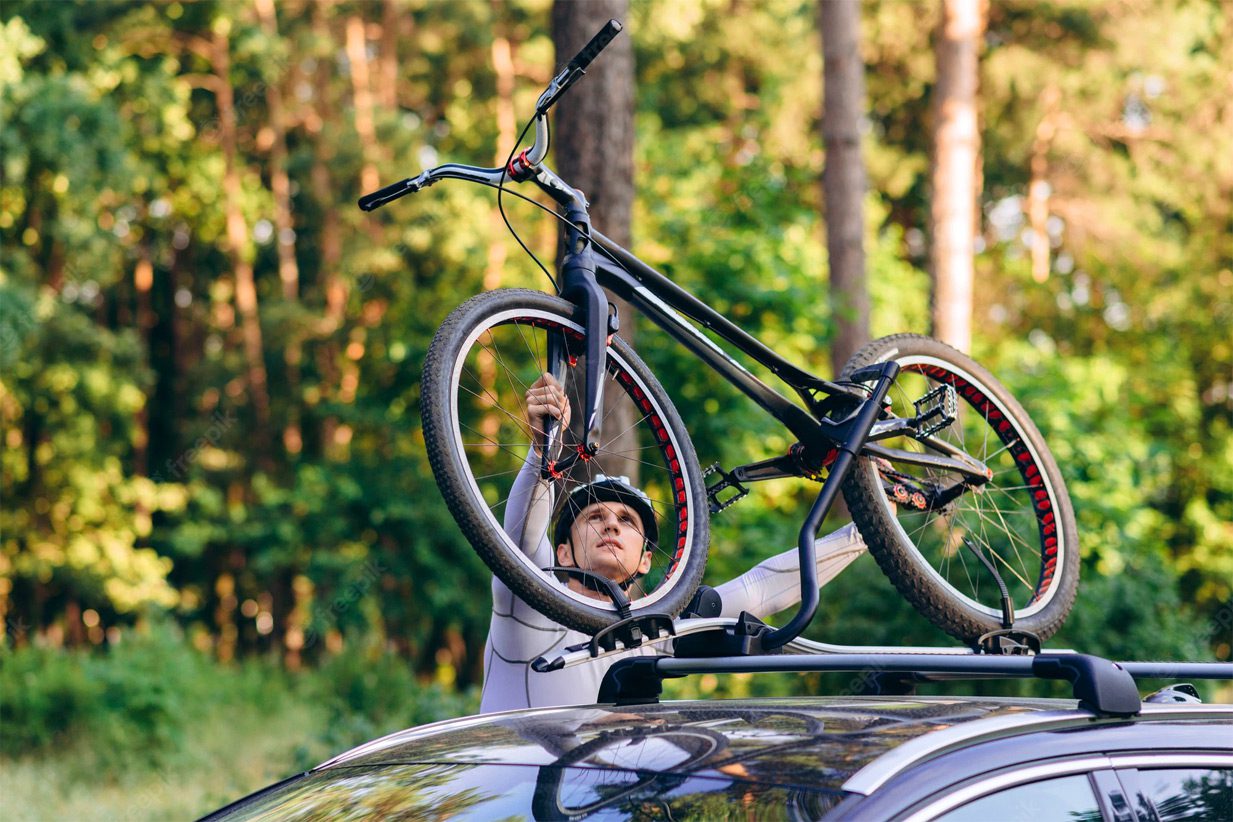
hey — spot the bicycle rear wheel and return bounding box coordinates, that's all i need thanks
[841,334,1079,642]
[422,289,709,635]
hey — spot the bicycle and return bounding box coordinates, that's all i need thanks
[359,21,1079,652]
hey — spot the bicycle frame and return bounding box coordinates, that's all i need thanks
[587,229,992,488]
[537,191,902,648]
[593,231,863,450]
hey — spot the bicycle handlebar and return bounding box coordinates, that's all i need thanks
[358,176,424,211]
[535,19,623,115]
[358,20,624,211]
[570,18,623,71]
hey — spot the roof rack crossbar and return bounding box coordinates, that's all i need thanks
[597,652,1233,717]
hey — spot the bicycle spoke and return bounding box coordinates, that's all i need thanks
[967,507,1038,584]
[458,365,534,436]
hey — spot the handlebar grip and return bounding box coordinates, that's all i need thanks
[567,19,623,71]
[358,177,419,211]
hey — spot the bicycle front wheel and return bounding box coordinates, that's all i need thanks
[841,334,1079,642]
[422,289,709,635]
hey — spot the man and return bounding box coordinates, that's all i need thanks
[480,374,867,713]
[550,473,659,599]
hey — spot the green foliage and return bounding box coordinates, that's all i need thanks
[0,286,183,614]
[1,626,476,793]
[299,642,479,768]
[0,624,211,764]
[0,0,1228,741]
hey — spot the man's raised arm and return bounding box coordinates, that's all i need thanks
[502,374,572,562]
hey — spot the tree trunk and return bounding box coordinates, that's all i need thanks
[335,11,374,425]
[476,25,520,455]
[820,0,871,378]
[254,0,304,461]
[929,0,984,353]
[485,30,518,296]
[345,13,381,196]
[310,1,344,457]
[212,25,273,465]
[379,0,401,109]
[551,0,638,481]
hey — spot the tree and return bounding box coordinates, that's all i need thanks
[929,0,984,353]
[551,0,638,480]
[819,0,871,376]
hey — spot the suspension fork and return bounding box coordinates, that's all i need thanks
[540,188,613,479]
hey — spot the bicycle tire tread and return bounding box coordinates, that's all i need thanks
[422,289,709,634]
[840,333,1079,643]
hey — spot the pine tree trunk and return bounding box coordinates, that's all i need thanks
[345,13,381,196]
[379,0,401,110]
[929,0,984,353]
[820,0,871,378]
[311,2,344,331]
[310,0,344,456]
[551,0,638,481]
[254,0,304,463]
[476,27,520,455]
[213,26,273,465]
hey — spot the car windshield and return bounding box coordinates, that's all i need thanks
[210,761,845,820]
[210,698,1062,820]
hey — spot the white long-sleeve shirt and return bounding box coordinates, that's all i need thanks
[479,451,866,713]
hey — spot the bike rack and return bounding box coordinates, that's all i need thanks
[762,360,902,651]
[596,651,1233,716]
[532,614,1008,674]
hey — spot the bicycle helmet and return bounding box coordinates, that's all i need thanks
[553,474,658,551]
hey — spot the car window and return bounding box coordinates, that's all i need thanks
[209,762,845,821]
[1134,768,1233,821]
[936,774,1103,822]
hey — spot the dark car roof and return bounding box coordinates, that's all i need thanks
[205,697,1233,820]
[318,696,1088,793]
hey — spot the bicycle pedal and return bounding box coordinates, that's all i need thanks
[704,462,749,515]
[912,384,958,438]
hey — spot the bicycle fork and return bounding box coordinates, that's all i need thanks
[540,194,615,480]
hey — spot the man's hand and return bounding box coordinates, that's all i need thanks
[526,373,571,455]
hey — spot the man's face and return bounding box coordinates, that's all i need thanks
[556,501,652,583]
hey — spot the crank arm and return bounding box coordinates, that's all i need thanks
[729,453,800,482]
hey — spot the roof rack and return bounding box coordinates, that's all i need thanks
[597,652,1233,717]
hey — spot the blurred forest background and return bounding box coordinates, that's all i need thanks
[1,0,1230,816]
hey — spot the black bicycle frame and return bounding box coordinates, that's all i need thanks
[542,211,906,649]
[592,229,861,453]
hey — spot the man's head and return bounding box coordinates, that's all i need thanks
[553,475,658,588]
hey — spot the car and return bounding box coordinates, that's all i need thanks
[203,651,1232,820]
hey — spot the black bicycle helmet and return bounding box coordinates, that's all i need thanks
[553,474,658,550]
